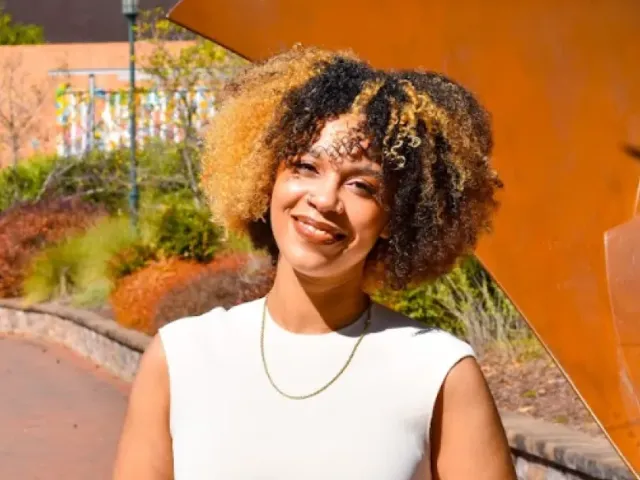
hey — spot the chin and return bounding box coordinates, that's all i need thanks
[272,216,367,280]
[280,243,340,277]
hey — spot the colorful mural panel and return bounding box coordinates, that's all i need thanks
[55,83,217,156]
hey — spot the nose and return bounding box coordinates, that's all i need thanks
[306,178,344,214]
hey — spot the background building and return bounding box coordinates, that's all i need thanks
[3,0,176,43]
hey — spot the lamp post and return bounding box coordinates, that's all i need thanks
[122,0,139,229]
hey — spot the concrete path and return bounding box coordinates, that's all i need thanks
[0,334,130,480]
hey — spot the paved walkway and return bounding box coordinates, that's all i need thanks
[0,334,130,480]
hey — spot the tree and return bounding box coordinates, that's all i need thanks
[136,8,247,206]
[0,6,44,45]
[0,53,50,166]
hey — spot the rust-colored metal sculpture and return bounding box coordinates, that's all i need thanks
[167,0,640,473]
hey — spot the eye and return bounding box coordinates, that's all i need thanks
[291,160,318,175]
[351,180,376,196]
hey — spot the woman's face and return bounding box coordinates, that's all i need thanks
[270,114,389,282]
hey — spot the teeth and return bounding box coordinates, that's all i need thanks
[298,220,337,239]
[308,225,329,235]
[306,224,331,236]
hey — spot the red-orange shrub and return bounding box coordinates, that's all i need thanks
[109,257,207,334]
[0,198,106,298]
[109,253,274,335]
[154,254,274,330]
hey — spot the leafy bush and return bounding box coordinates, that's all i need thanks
[106,202,228,279]
[154,254,274,329]
[108,242,157,279]
[109,253,273,334]
[0,7,45,45]
[23,216,140,305]
[39,143,191,212]
[373,256,526,353]
[0,197,105,298]
[20,198,228,307]
[105,197,227,279]
[0,154,58,211]
[219,231,257,254]
[144,201,222,263]
[109,257,208,333]
[1,141,198,214]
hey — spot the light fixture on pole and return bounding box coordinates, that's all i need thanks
[122,0,139,228]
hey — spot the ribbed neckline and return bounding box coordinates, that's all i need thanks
[260,296,373,341]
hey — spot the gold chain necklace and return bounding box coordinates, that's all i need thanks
[260,299,372,400]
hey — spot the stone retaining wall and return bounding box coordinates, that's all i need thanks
[0,300,635,480]
[0,299,148,382]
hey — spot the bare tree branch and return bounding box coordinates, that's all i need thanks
[0,52,51,166]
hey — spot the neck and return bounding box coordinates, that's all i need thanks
[266,258,370,334]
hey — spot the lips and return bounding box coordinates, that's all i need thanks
[291,214,347,245]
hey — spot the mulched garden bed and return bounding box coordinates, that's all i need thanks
[479,348,604,437]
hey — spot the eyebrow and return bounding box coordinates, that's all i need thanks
[302,148,382,177]
[344,164,383,180]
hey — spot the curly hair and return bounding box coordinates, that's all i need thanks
[201,45,502,290]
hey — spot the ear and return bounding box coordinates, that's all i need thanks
[379,224,390,240]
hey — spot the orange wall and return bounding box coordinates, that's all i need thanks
[0,41,193,167]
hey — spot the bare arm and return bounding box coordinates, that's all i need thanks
[112,335,174,480]
[430,357,517,479]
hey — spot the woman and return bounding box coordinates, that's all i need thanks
[113,45,517,479]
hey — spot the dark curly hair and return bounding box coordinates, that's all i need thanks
[201,45,502,290]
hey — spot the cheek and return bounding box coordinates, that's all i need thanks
[271,176,307,211]
[348,204,388,243]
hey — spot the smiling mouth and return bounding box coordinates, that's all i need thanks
[291,215,347,245]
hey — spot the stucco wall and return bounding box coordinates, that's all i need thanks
[0,41,192,167]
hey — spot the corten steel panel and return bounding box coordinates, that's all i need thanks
[167,0,640,473]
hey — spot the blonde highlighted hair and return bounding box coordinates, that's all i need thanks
[201,45,501,289]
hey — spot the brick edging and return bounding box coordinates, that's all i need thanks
[502,412,634,479]
[0,299,635,479]
[0,298,150,352]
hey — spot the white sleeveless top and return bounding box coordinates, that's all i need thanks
[159,297,475,480]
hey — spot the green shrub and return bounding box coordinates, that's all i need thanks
[22,199,228,306]
[146,202,222,262]
[23,216,140,305]
[41,143,189,212]
[0,197,105,298]
[23,237,83,302]
[0,7,45,45]
[108,199,252,279]
[218,230,257,254]
[1,141,198,214]
[109,242,157,279]
[3,142,249,308]
[0,154,58,211]
[373,257,527,353]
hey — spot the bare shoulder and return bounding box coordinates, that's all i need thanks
[442,355,488,396]
[430,356,517,479]
[140,333,169,376]
[112,335,173,479]
[128,334,170,400]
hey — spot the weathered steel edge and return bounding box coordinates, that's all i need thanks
[0,298,634,479]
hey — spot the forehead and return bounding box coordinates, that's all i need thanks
[307,114,379,168]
